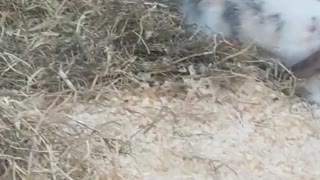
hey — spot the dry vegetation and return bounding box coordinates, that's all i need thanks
[0,0,313,179]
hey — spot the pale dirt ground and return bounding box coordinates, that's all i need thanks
[45,76,320,180]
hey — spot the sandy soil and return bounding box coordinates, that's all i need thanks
[60,77,320,180]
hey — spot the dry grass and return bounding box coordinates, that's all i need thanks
[0,0,301,179]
